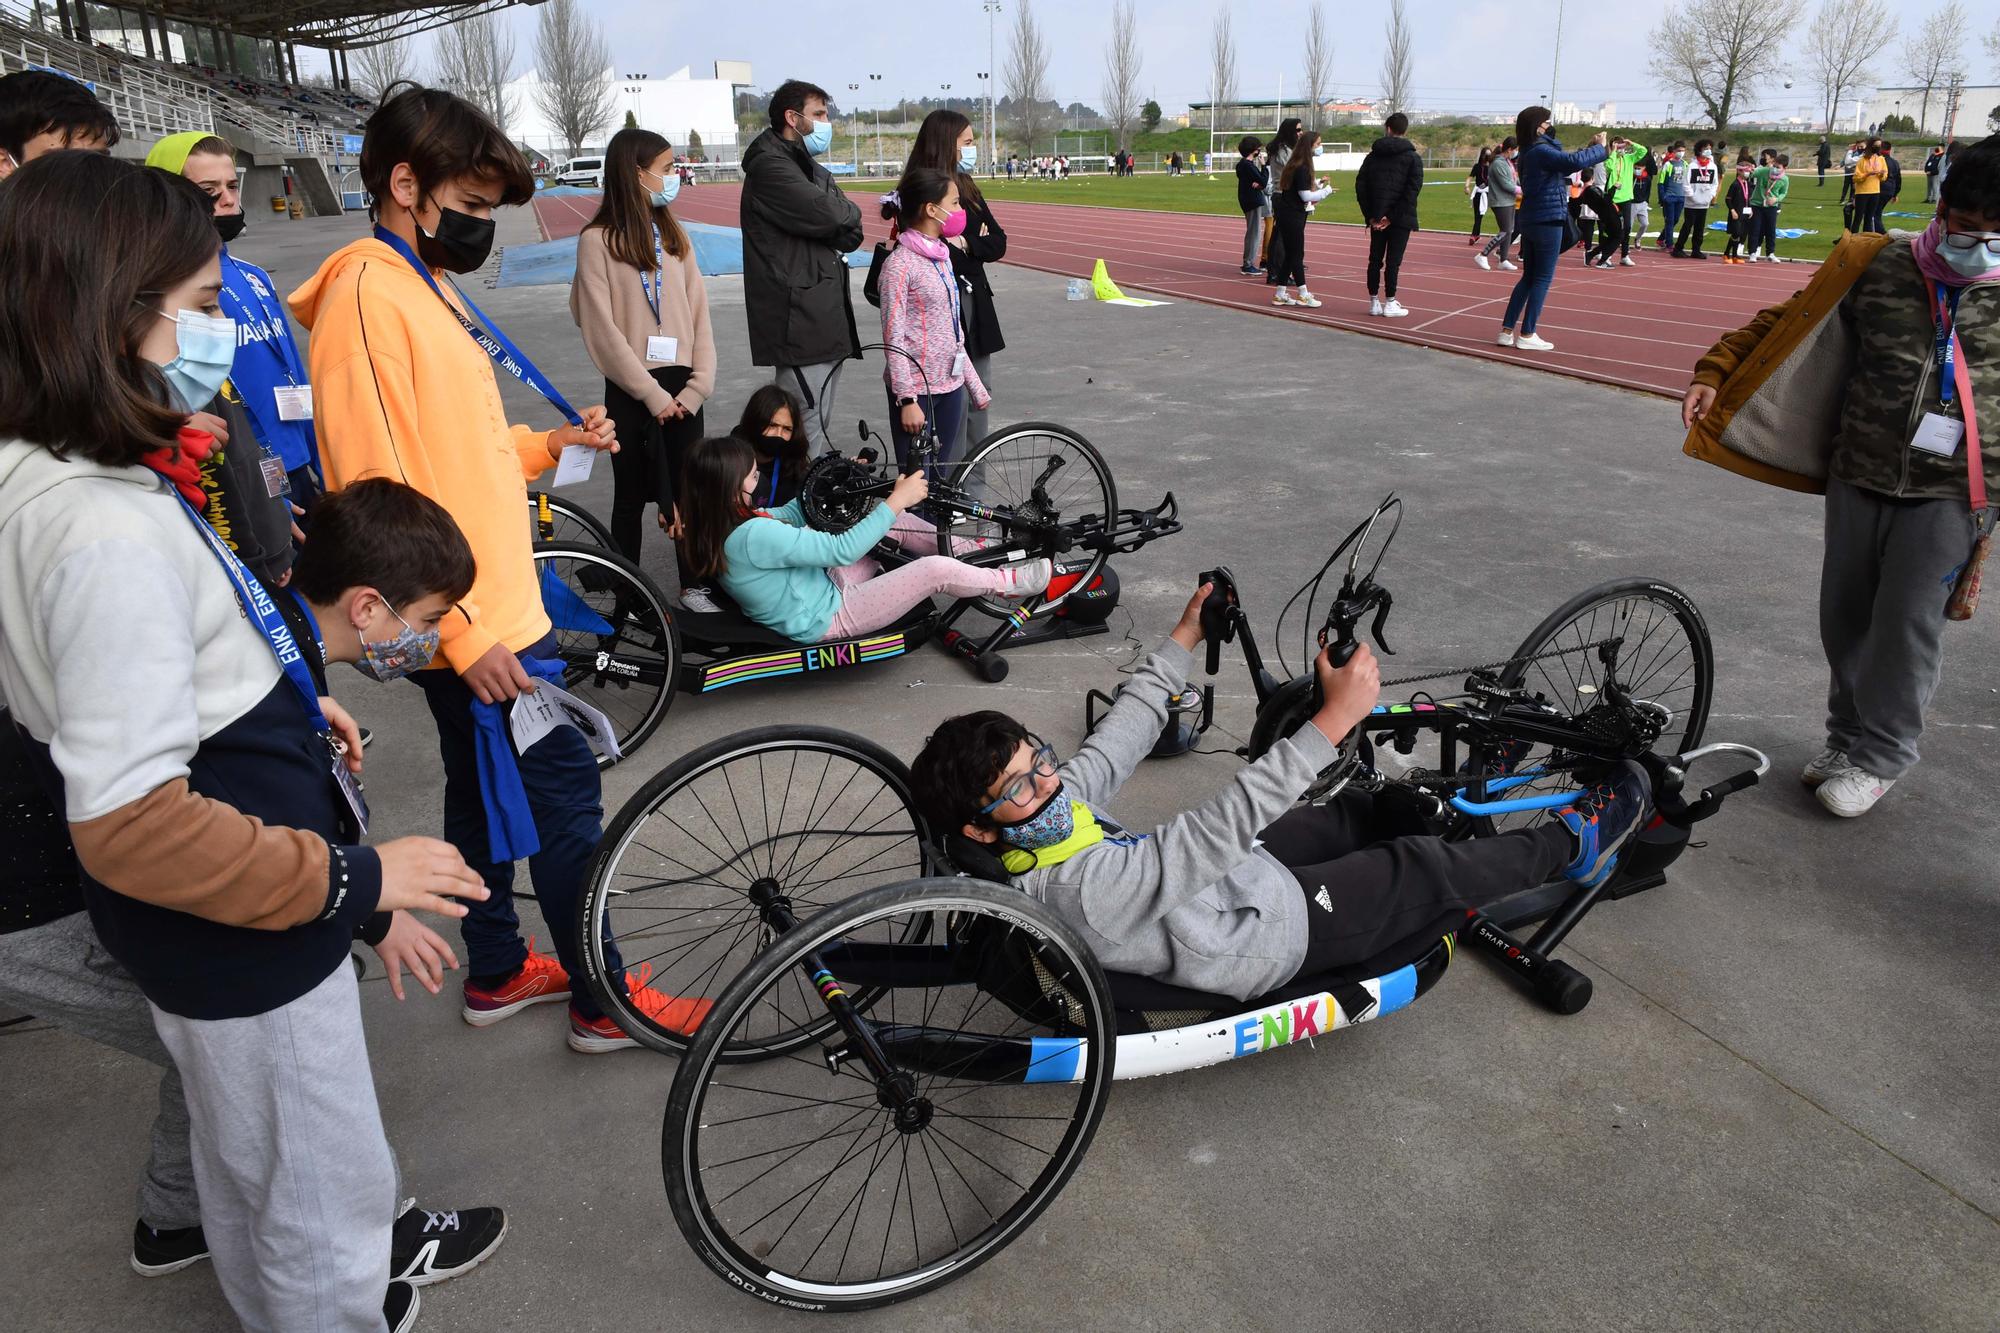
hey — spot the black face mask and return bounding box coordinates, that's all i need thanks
[213,211,246,243]
[416,204,496,273]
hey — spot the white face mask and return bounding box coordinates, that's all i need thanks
[1940,231,2000,278]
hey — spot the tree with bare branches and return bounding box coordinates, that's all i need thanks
[1803,0,1896,135]
[1303,2,1334,129]
[433,10,517,134]
[1209,8,1237,116]
[1903,1,1969,132]
[1380,0,1413,115]
[1003,0,1051,150]
[531,0,615,157]
[1647,0,1804,133]
[352,31,418,101]
[1100,0,1142,151]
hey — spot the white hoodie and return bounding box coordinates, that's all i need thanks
[1684,154,1721,207]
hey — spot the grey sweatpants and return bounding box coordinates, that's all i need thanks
[153,961,396,1333]
[1242,207,1263,268]
[774,360,846,455]
[958,353,993,455]
[0,912,199,1230]
[1820,477,1981,779]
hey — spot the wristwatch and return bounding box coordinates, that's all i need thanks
[896,396,917,407]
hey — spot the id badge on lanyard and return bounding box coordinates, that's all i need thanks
[1916,284,1968,458]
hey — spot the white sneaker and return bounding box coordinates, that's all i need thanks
[1369,297,1384,316]
[1745,254,1760,263]
[1380,299,1409,318]
[1500,259,1518,270]
[1619,256,1636,267]
[1799,746,1849,788]
[680,586,721,614]
[1294,289,1323,307]
[1273,290,1300,306]
[1514,333,1556,351]
[1496,329,1516,347]
[1473,253,1491,270]
[1815,766,1895,817]
[1003,558,1054,597]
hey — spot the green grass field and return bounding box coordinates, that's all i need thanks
[847,167,1928,264]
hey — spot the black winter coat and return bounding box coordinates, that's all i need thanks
[738,128,865,367]
[947,194,1008,359]
[1354,135,1423,230]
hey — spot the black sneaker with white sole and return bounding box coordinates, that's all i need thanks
[384,1279,420,1333]
[390,1199,508,1287]
[131,1219,210,1276]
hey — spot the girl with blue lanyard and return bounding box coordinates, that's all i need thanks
[571,127,715,583]
[876,165,990,472]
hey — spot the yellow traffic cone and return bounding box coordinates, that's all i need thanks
[1090,258,1126,301]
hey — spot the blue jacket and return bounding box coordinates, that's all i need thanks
[219,249,320,476]
[1657,156,1686,203]
[1517,133,1609,224]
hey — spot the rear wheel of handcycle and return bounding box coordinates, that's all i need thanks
[1465,578,1715,835]
[529,541,679,769]
[950,423,1115,618]
[665,877,1115,1312]
[580,727,937,1058]
[527,489,617,549]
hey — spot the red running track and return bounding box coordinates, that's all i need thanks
[536,187,1814,400]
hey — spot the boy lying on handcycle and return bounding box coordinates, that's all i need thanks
[911,582,1653,1002]
[677,434,1052,641]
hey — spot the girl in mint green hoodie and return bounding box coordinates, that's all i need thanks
[677,435,1051,642]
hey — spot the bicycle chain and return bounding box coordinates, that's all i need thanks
[1376,636,1624,690]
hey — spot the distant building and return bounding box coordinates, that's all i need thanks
[1860,84,1999,138]
[1185,97,1383,129]
[1552,101,1616,125]
[506,61,747,160]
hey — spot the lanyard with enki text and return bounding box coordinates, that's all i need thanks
[1924,275,1986,515]
[372,225,583,427]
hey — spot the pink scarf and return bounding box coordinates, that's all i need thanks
[897,229,949,261]
[1911,217,2000,288]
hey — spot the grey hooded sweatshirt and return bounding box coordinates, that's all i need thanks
[1004,639,1338,1000]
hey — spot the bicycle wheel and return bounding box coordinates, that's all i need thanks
[1470,578,1714,834]
[665,878,1115,1312]
[530,542,679,768]
[581,727,936,1057]
[528,490,617,549]
[952,422,1115,617]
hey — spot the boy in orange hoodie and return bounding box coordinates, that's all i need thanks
[292,84,688,1052]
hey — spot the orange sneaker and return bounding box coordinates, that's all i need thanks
[566,964,713,1053]
[460,939,571,1026]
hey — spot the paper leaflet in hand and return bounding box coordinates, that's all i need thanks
[510,680,622,762]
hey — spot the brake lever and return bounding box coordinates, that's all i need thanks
[1369,589,1396,657]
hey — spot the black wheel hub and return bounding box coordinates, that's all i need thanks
[747,877,794,928]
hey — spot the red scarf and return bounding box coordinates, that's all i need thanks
[141,425,216,508]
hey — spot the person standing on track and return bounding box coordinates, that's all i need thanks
[1497,106,1608,353]
[1271,129,1333,308]
[1262,118,1303,286]
[1235,134,1269,275]
[1600,134,1649,266]
[740,78,863,456]
[1670,139,1719,258]
[1475,136,1521,270]
[1356,112,1423,319]
[1467,145,1493,244]
[1655,141,1686,251]
[1748,151,1789,262]
[908,110,1008,454]
[1851,138,1888,234]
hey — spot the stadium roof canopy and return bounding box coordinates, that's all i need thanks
[138,1,542,49]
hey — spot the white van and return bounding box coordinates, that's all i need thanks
[556,156,605,188]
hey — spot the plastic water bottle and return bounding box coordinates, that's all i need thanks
[1065,278,1089,301]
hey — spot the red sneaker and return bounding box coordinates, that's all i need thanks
[460,939,571,1026]
[566,964,713,1053]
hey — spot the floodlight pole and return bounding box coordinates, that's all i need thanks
[984,2,1000,172]
[1548,0,1565,121]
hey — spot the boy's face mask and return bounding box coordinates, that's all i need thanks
[994,784,1075,852]
[355,597,440,681]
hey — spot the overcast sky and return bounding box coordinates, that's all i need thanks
[487,0,2000,122]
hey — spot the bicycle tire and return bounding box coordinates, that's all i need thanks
[664,877,1115,1312]
[955,422,1115,616]
[529,541,679,769]
[528,490,617,549]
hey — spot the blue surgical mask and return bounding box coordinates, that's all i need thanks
[801,118,833,156]
[150,308,237,414]
[355,602,440,682]
[996,784,1075,852]
[958,143,978,172]
[644,167,681,207]
[1940,231,2000,279]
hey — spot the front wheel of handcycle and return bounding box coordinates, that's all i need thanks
[526,489,617,548]
[664,877,1115,1312]
[951,422,1115,618]
[530,541,680,767]
[580,727,937,1058]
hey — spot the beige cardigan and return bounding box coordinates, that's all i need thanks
[569,222,716,417]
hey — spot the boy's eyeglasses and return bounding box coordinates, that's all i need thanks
[1942,229,2000,256]
[980,741,1059,815]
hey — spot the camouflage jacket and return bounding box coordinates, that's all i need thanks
[1831,239,1998,503]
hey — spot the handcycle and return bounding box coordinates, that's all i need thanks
[576,496,1768,1309]
[526,347,1181,763]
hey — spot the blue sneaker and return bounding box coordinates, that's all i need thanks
[1556,761,1652,888]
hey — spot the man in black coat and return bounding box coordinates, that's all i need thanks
[739,78,864,454]
[1353,111,1423,318]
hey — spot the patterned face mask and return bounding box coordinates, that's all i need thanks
[355,601,440,682]
[994,784,1075,852]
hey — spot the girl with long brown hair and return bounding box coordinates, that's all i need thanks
[571,125,715,584]
[906,108,1008,452]
[1271,130,1332,307]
